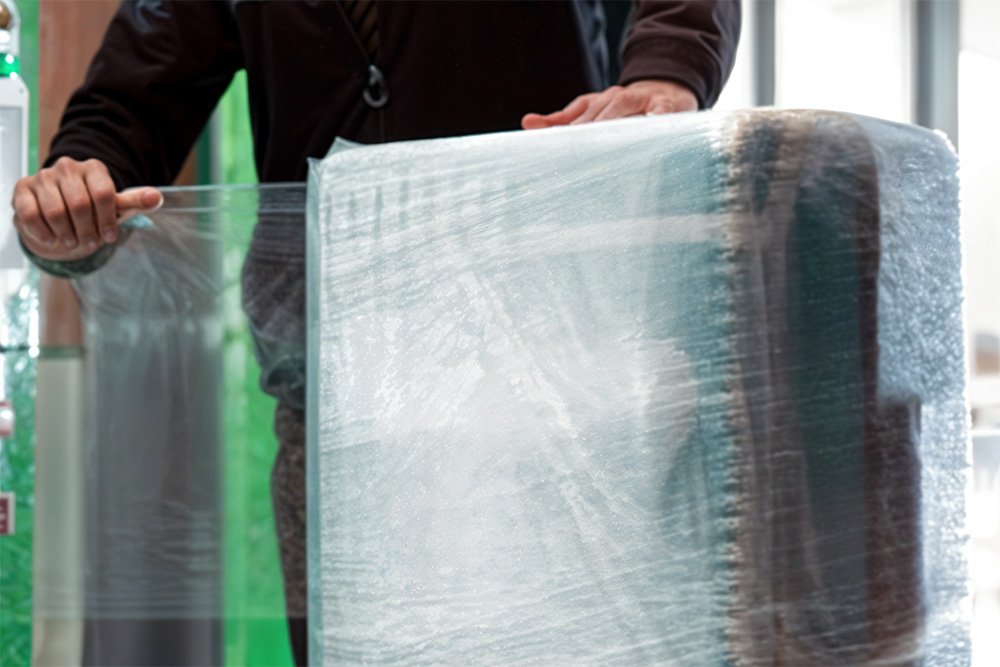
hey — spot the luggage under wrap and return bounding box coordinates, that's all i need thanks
[306,110,968,665]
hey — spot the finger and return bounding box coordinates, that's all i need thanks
[649,92,697,115]
[83,161,118,243]
[521,113,549,130]
[543,95,593,124]
[13,187,57,248]
[522,95,594,130]
[593,89,646,122]
[647,98,677,115]
[115,187,163,222]
[570,87,621,125]
[58,174,100,252]
[522,106,584,130]
[674,93,698,112]
[35,172,77,248]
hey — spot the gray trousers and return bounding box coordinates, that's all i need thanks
[273,403,308,667]
[241,207,310,664]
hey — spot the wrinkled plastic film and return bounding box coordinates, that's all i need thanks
[307,111,968,665]
[853,115,970,658]
[66,185,304,666]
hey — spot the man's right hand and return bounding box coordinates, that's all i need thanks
[12,157,163,262]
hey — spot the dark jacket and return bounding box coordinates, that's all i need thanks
[46,0,741,187]
[35,0,742,406]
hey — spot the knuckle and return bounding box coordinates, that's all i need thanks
[41,205,67,225]
[55,156,78,172]
[90,184,115,203]
[13,176,33,194]
[83,158,108,173]
[13,200,36,222]
[67,196,91,216]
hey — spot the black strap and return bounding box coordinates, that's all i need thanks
[341,0,379,62]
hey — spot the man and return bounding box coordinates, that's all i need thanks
[14,1,740,663]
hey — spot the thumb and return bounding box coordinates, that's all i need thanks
[115,187,163,222]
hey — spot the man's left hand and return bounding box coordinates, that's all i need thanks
[521,80,697,130]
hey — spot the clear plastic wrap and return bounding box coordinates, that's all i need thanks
[307,110,969,665]
[61,185,304,666]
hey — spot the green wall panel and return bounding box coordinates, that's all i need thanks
[214,72,294,666]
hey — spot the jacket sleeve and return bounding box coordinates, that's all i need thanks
[45,0,243,190]
[619,0,741,109]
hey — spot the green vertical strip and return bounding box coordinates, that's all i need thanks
[221,301,290,666]
[0,2,39,665]
[213,71,293,666]
[0,350,37,667]
[0,287,39,667]
[217,70,257,185]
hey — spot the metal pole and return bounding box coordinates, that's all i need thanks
[753,0,776,107]
[914,0,960,148]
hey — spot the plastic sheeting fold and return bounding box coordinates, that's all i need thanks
[306,110,969,665]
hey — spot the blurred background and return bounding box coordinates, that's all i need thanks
[0,1,997,665]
